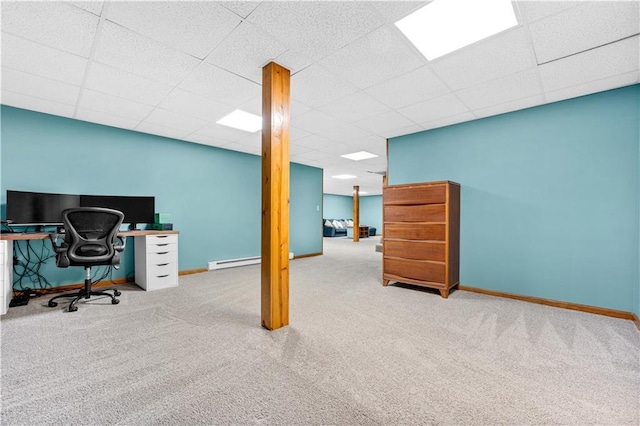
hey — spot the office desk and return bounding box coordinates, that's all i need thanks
[0,230,179,314]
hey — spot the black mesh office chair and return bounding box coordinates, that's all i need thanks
[48,207,126,312]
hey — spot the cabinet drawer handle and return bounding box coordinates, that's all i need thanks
[156,236,168,238]
[157,243,169,247]
[156,263,169,267]
[156,274,170,278]
[157,252,169,255]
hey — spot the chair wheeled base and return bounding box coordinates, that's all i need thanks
[48,266,121,312]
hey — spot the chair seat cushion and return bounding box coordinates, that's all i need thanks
[78,244,108,256]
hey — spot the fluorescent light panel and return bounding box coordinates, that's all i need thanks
[395,0,518,60]
[332,174,357,179]
[216,109,262,133]
[341,151,379,161]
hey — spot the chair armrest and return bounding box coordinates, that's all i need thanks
[114,235,126,252]
[49,233,67,253]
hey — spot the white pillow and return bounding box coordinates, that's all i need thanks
[324,220,333,228]
[347,219,354,227]
[333,220,343,229]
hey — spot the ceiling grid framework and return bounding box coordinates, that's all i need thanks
[1,0,639,196]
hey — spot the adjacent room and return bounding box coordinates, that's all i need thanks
[1,1,639,424]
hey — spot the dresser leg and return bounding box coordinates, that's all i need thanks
[439,289,449,298]
[383,279,389,287]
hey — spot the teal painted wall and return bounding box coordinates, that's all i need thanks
[1,106,322,288]
[323,194,352,220]
[388,85,640,313]
[360,195,382,234]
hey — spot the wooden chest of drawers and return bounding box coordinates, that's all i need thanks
[382,181,460,298]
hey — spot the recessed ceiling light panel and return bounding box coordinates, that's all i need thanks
[341,151,379,161]
[216,109,262,133]
[331,174,357,180]
[395,0,518,60]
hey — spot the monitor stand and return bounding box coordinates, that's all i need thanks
[128,223,139,231]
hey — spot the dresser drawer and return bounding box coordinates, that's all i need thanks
[147,251,177,265]
[384,204,445,223]
[145,273,177,291]
[148,262,177,278]
[146,234,178,245]
[384,184,446,205]
[384,257,445,284]
[384,223,446,241]
[147,242,177,254]
[385,240,446,262]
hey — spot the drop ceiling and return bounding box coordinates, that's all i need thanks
[1,1,638,196]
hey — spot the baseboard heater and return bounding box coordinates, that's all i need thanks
[208,252,294,271]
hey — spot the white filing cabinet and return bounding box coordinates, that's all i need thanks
[134,233,178,291]
[1,240,12,315]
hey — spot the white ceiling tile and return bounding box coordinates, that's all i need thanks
[274,50,315,76]
[1,33,88,86]
[143,108,208,134]
[1,67,80,106]
[364,65,449,109]
[106,2,241,59]
[291,143,314,156]
[290,64,359,108]
[346,134,388,155]
[370,1,429,24]
[421,112,477,131]
[431,27,537,90]
[135,122,190,141]
[291,100,313,118]
[79,89,154,121]
[456,68,542,110]
[236,96,262,117]
[354,110,417,137]
[158,89,232,123]
[85,62,173,106]
[1,2,99,57]
[516,1,578,24]
[246,2,385,61]
[320,26,425,89]
[539,36,640,92]
[196,122,254,143]
[219,1,261,19]
[529,2,640,64]
[385,123,425,139]
[179,62,261,106]
[294,134,342,151]
[293,148,335,161]
[317,91,391,123]
[93,21,201,86]
[75,107,139,130]
[1,90,75,118]
[473,95,545,119]
[292,109,347,135]
[66,1,104,16]
[205,21,288,84]
[315,123,372,144]
[290,126,312,143]
[545,71,640,104]
[398,93,470,124]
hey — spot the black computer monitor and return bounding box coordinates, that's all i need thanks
[80,195,155,230]
[6,190,81,226]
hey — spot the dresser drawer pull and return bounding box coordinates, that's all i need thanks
[156,274,170,278]
[156,263,170,267]
[157,252,169,255]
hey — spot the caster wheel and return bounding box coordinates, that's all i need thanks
[69,306,78,312]
[113,290,121,296]
[48,301,58,307]
[112,299,120,305]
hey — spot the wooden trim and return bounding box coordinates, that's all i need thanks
[459,285,636,321]
[294,252,322,259]
[632,314,640,331]
[261,61,291,331]
[178,268,207,276]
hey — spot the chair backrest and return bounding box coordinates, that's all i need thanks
[62,207,124,266]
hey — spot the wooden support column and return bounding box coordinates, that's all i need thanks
[261,62,290,331]
[353,185,360,242]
